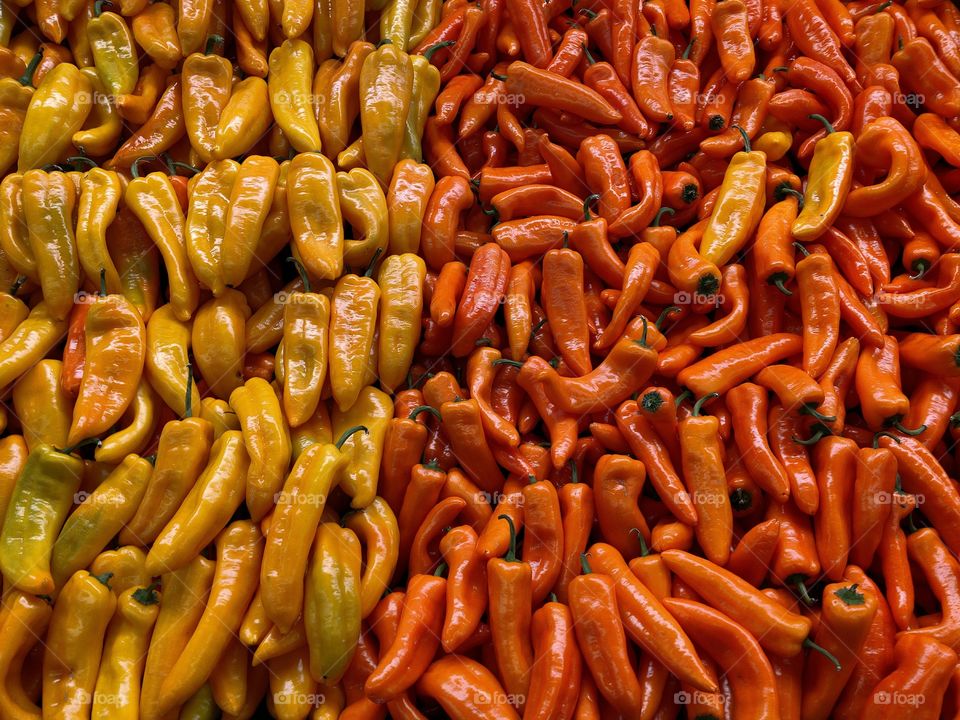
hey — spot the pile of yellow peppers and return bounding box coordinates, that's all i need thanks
[0,0,440,716]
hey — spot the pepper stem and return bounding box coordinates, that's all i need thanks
[132,582,161,605]
[691,392,718,417]
[129,155,158,178]
[651,207,674,227]
[18,49,43,87]
[789,575,813,605]
[433,561,448,577]
[286,257,312,293]
[581,43,596,65]
[335,425,368,449]
[891,420,927,436]
[58,437,102,455]
[66,155,99,170]
[873,430,900,448]
[422,40,454,61]
[808,113,836,134]
[674,389,693,407]
[579,553,592,574]
[98,268,107,297]
[409,405,442,422]
[910,259,928,279]
[769,273,793,296]
[804,638,841,671]
[363,247,383,278]
[8,275,26,297]
[629,527,649,556]
[568,459,579,484]
[184,363,194,418]
[499,514,519,562]
[204,35,224,54]
[800,405,836,423]
[655,305,680,330]
[792,428,826,445]
[731,124,751,152]
[492,358,524,368]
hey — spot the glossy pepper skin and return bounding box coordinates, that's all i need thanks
[91,584,160,720]
[18,63,92,171]
[360,41,413,186]
[0,444,83,595]
[288,152,344,282]
[305,522,362,684]
[332,387,391,509]
[377,253,425,393]
[793,116,855,241]
[0,589,51,720]
[42,570,116,718]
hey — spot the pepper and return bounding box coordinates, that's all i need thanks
[0,589,51,720]
[631,34,674,124]
[663,597,781,719]
[87,2,137,96]
[892,37,960,118]
[12,360,70,453]
[505,60,620,125]
[525,603,582,719]
[110,78,185,167]
[51,454,152,589]
[42,570,116,717]
[221,156,280,288]
[359,41,413,187]
[287,152,344,282]
[679,394,732,565]
[792,115,855,240]
[699,128,767,266]
[230,377,291,521]
[124,170,199,321]
[21,169,79,320]
[18,63,92,171]
[801,583,878,720]
[687,263,749,347]
[569,555,644,716]
[339,168,389,269]
[416,656,519,720]
[91,584,160,720]
[0,443,86,597]
[304,522,361,684]
[328,260,380,413]
[156,521,262,715]
[266,39,321,153]
[900,527,960,648]
[591,454,649,556]
[712,0,755,81]
[849,446,897,571]
[260,431,358,633]
[332,387,391,509]
[120,371,212,546]
[144,431,249,576]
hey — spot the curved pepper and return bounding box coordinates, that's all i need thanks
[0,590,51,720]
[305,522,361,683]
[332,386,392,508]
[87,3,137,95]
[192,290,250,401]
[360,41,413,186]
[377,252,425,393]
[18,62,92,171]
[229,377,292,521]
[144,430,249,575]
[339,167,389,267]
[289,152,344,282]
[793,115,855,240]
[42,570,116,717]
[268,39,321,153]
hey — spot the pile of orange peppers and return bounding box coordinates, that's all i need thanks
[1,0,960,716]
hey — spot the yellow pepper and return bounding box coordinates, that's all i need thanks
[120,379,213,545]
[157,520,263,716]
[177,0,214,56]
[0,279,28,342]
[0,1,18,45]
[75,167,123,293]
[42,570,116,717]
[282,264,330,428]
[222,155,281,287]
[125,170,200,321]
[71,68,123,155]
[329,262,381,412]
[339,167,390,267]
[239,587,271,647]
[94,381,158,463]
[305,522,361,683]
[130,2,182,69]
[269,39,321,153]
[332,0,363,57]
[107,205,160,322]
[249,158,292,280]
[67,291,146,446]
[141,556,215,720]
[0,302,68,389]
[268,644,318,719]
[699,127,767,266]
[68,3,96,68]
[402,54,440,161]
[18,62,92,171]
[317,41,372,160]
[288,152,344,281]
[0,173,36,281]
[0,435,28,537]
[312,0,334,61]
[144,430,249,575]
[377,252,426,393]
[230,377,292,521]
[409,0,441,47]
[88,545,148,593]
[331,385,392,508]
[380,0,416,48]
[0,590,51,720]
[343,496,400,617]
[387,159,434,254]
[261,427,364,633]
[12,359,72,451]
[209,638,249,716]
[185,158,238,296]
[213,76,272,160]
[337,136,366,171]
[22,169,80,320]
[753,129,791,162]
[0,51,42,176]
[200,396,241,438]
[792,114,855,241]
[87,2,138,95]
[360,41,413,186]
[182,38,232,163]
[91,584,160,720]
[291,402,333,458]
[192,290,251,400]
[246,276,304,353]
[51,454,153,588]
[234,11,269,79]
[116,62,165,125]
[144,303,200,415]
